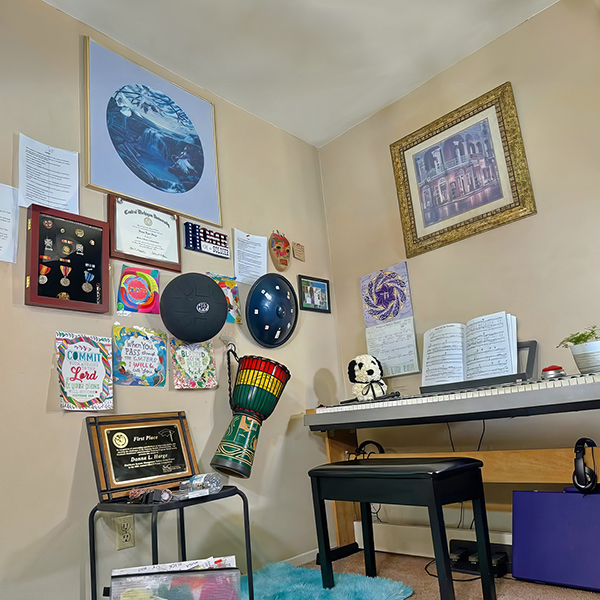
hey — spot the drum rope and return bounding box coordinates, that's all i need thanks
[226,343,239,411]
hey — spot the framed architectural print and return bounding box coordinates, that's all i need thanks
[109,194,181,272]
[298,275,331,313]
[25,204,109,313]
[390,82,536,257]
[85,38,221,226]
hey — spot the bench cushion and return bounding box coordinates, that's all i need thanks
[308,457,483,480]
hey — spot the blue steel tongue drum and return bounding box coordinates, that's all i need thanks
[304,374,600,431]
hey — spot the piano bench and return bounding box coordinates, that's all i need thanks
[308,457,496,600]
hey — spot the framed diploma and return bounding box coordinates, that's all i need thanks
[86,412,199,501]
[25,204,109,313]
[109,195,182,272]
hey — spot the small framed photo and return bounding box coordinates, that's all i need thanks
[25,204,109,313]
[298,275,331,313]
[108,194,181,272]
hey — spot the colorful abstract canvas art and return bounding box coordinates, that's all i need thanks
[117,264,160,314]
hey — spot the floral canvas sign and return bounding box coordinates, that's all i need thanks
[170,338,217,390]
[113,326,167,386]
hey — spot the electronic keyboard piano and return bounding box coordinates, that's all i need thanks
[304,375,600,432]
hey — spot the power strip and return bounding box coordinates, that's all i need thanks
[449,539,511,577]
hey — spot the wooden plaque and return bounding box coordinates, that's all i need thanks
[86,412,199,502]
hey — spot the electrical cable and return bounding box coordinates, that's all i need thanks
[371,503,384,523]
[456,502,464,529]
[447,422,455,451]
[477,420,486,451]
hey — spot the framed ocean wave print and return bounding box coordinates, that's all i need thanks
[85,38,221,227]
[390,82,536,258]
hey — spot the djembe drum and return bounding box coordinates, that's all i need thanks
[211,346,291,478]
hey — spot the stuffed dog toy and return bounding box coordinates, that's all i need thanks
[348,354,387,401]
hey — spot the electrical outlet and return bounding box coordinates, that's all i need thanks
[115,514,135,550]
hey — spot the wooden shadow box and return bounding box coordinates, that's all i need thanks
[25,204,109,313]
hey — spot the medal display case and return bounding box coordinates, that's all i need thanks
[25,204,109,313]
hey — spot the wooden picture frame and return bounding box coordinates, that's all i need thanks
[108,194,182,272]
[86,412,199,502]
[390,82,536,257]
[85,38,221,226]
[298,275,331,313]
[25,205,109,313]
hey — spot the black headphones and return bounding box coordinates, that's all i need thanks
[573,437,597,493]
[350,440,385,460]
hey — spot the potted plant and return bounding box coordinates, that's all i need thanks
[557,326,600,374]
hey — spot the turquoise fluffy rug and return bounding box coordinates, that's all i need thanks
[241,561,413,600]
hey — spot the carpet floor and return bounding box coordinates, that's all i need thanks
[302,552,600,599]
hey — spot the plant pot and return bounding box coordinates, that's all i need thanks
[570,341,600,374]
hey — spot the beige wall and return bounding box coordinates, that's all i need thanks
[0,2,343,598]
[320,0,600,454]
[4,0,600,596]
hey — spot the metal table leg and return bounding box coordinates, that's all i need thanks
[179,507,187,561]
[89,506,99,600]
[151,507,159,564]
[234,489,254,600]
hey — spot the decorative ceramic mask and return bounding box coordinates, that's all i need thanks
[269,231,291,272]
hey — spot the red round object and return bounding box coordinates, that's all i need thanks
[542,365,563,372]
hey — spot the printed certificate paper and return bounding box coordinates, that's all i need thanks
[0,184,19,263]
[18,134,79,213]
[114,197,179,265]
[56,331,113,410]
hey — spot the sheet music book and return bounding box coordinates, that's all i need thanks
[421,311,517,387]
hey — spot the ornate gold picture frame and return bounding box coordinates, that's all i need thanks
[390,82,536,257]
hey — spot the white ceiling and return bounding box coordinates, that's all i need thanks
[44,0,558,147]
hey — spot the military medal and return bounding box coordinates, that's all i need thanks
[75,229,85,238]
[44,238,53,252]
[57,292,70,300]
[75,243,84,255]
[82,270,94,292]
[39,265,50,284]
[60,265,72,287]
[61,239,73,255]
[42,219,53,230]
